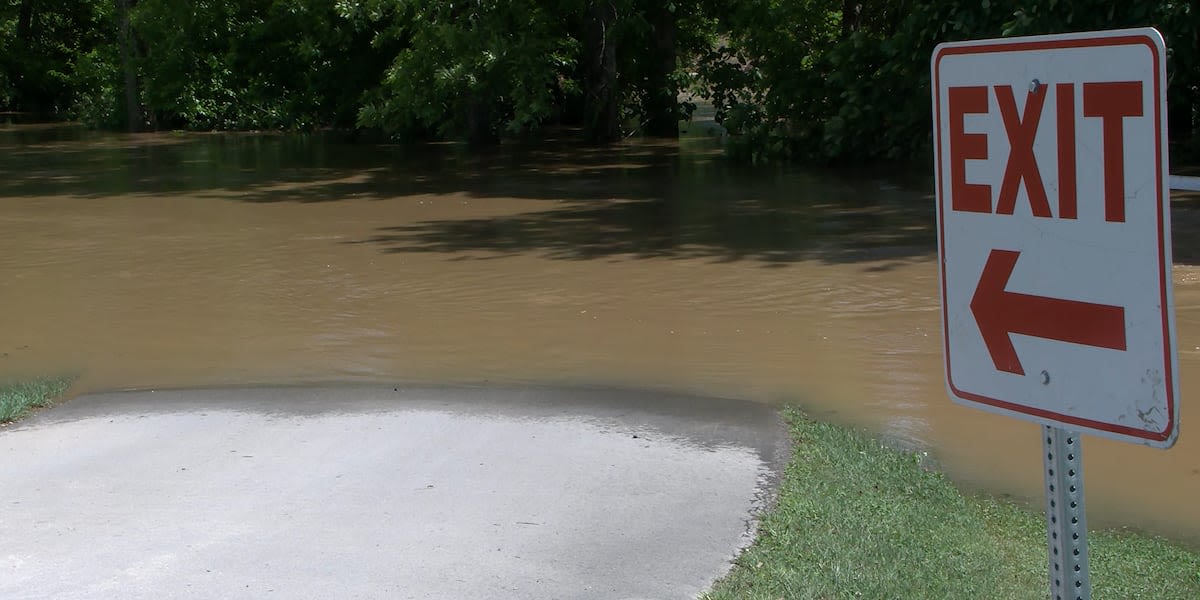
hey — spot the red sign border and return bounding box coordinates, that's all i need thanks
[932,30,1175,444]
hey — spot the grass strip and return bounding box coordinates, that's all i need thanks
[705,407,1200,599]
[0,377,72,423]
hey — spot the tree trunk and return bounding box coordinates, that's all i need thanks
[641,2,677,137]
[11,0,38,113]
[842,1,860,37]
[466,95,498,146]
[16,0,34,41]
[117,0,142,131]
[1169,88,1194,144]
[583,1,619,143]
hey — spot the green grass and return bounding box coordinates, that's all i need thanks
[0,377,72,423]
[705,408,1200,599]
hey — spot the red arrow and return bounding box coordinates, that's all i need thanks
[970,249,1127,375]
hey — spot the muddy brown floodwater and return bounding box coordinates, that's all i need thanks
[2,124,1198,544]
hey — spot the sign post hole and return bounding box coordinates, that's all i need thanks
[1044,426,1088,599]
[932,28,1178,599]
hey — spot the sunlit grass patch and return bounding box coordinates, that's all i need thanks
[705,407,1200,599]
[0,377,72,423]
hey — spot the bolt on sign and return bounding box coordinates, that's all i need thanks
[932,29,1179,448]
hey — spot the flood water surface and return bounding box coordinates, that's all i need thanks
[2,125,1199,543]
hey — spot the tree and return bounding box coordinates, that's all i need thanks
[351,0,579,145]
[700,0,1199,163]
[122,0,386,130]
[350,0,717,143]
[0,0,116,119]
[639,1,677,136]
[117,0,141,131]
[581,0,619,142]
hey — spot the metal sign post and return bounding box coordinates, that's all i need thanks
[1043,426,1088,600]
[931,28,1179,600]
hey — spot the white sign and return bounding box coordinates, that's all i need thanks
[931,28,1179,447]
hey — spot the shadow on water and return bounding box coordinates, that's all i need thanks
[346,192,935,265]
[0,124,942,266]
[7,123,1199,265]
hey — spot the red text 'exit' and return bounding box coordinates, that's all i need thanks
[949,81,1143,222]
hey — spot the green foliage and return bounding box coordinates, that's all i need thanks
[351,0,579,142]
[0,1,117,121]
[0,0,705,139]
[0,0,704,142]
[697,0,841,162]
[131,0,387,130]
[70,40,123,128]
[350,0,712,142]
[607,0,715,134]
[701,0,1200,164]
[2,0,1193,158]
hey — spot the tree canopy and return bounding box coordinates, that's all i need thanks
[1,1,1196,162]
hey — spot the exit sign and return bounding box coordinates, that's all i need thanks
[932,29,1179,447]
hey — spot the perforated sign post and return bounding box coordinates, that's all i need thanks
[932,29,1178,600]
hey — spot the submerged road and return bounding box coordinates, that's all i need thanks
[0,385,788,599]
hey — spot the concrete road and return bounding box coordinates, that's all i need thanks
[0,385,788,599]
